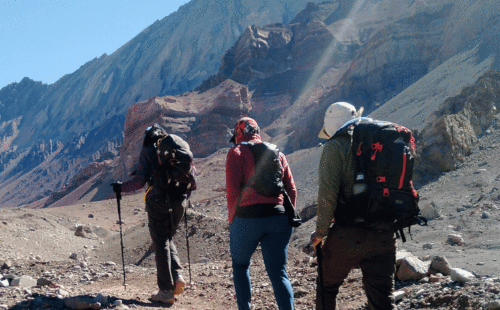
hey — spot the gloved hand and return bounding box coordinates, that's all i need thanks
[312,235,323,250]
[111,181,123,194]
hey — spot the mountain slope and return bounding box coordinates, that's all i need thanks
[0,0,321,208]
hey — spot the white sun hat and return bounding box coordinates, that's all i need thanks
[318,102,364,139]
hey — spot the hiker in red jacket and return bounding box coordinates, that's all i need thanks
[226,117,298,310]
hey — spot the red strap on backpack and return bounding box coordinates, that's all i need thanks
[371,143,383,160]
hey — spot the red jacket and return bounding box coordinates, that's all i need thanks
[225,134,297,223]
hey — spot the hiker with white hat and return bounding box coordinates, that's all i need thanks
[313,102,397,310]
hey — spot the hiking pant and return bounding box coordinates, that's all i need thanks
[317,225,396,310]
[146,197,186,292]
[230,215,294,310]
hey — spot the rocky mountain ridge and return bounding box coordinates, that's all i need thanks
[0,0,322,208]
[41,0,500,209]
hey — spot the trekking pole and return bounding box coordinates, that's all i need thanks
[185,202,192,284]
[113,183,127,289]
[317,246,326,310]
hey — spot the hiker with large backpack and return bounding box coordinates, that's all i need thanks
[312,102,422,310]
[111,124,196,305]
[226,117,298,310]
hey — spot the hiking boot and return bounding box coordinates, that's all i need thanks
[174,276,186,295]
[151,290,174,304]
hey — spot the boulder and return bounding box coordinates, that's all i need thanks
[429,256,453,276]
[450,268,476,283]
[396,256,428,281]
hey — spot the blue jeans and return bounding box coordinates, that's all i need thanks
[230,215,294,310]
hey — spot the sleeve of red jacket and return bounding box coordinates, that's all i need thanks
[280,152,297,207]
[226,147,243,223]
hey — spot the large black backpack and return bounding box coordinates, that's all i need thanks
[334,119,426,241]
[239,142,284,197]
[156,134,195,187]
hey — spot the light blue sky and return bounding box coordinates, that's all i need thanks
[0,0,190,89]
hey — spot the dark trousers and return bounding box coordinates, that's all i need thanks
[146,197,186,291]
[317,225,396,310]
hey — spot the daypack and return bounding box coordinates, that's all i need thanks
[156,134,195,187]
[239,142,302,227]
[239,142,284,197]
[333,119,426,241]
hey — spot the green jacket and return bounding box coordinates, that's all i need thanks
[316,135,356,239]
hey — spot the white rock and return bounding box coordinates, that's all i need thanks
[396,250,415,267]
[450,268,475,283]
[392,290,405,302]
[0,279,9,287]
[11,276,37,288]
[397,256,428,281]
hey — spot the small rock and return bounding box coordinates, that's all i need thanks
[393,290,405,302]
[197,257,209,264]
[37,278,53,286]
[488,300,500,310]
[11,276,37,288]
[482,212,490,219]
[422,243,433,250]
[70,253,78,260]
[65,296,101,309]
[293,288,308,298]
[1,261,12,269]
[450,268,475,283]
[447,234,464,245]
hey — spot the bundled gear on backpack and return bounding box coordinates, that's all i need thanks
[333,118,426,242]
[156,134,195,185]
[142,124,196,195]
[239,141,302,227]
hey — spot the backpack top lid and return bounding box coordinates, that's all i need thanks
[157,134,192,160]
[143,124,167,147]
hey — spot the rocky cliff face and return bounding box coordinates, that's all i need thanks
[2,0,500,208]
[416,71,500,181]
